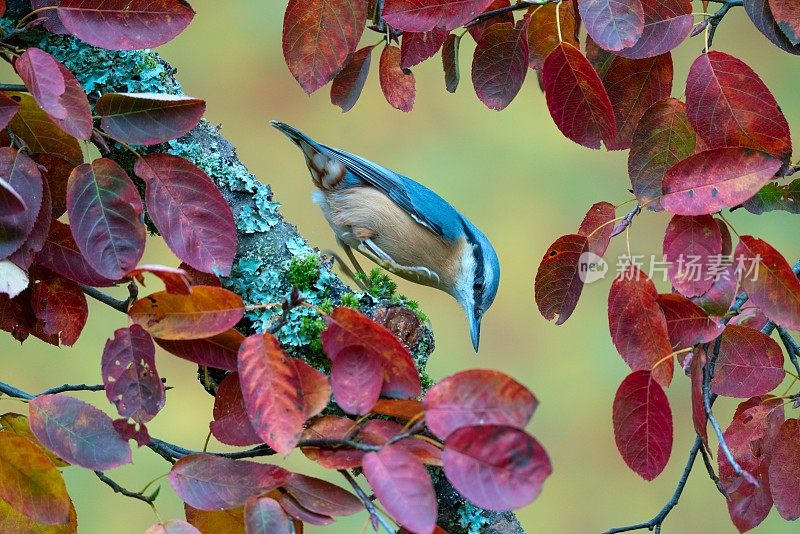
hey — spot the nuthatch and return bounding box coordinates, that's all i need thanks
[271,121,500,351]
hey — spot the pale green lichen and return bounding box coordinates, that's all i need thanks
[457,502,492,534]
[34,33,181,95]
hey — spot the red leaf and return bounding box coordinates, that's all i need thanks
[0,92,20,130]
[0,148,43,260]
[330,46,375,113]
[526,0,578,70]
[66,158,145,280]
[282,0,366,93]
[0,172,29,217]
[8,177,51,270]
[102,325,164,423]
[359,420,443,466]
[718,399,784,531]
[134,154,236,276]
[127,265,192,295]
[50,62,92,140]
[28,394,132,470]
[179,262,221,287]
[534,234,589,325]
[612,370,673,480]
[579,0,644,51]
[692,262,738,317]
[689,348,709,451]
[8,92,83,165]
[156,328,241,371]
[321,307,421,399]
[128,286,244,340]
[97,93,205,146]
[0,433,71,526]
[0,291,36,342]
[745,0,800,55]
[244,497,292,534]
[468,0,513,42]
[662,148,782,216]
[237,333,305,455]
[766,1,800,44]
[283,474,364,517]
[35,220,115,287]
[577,201,616,257]
[295,359,331,419]
[736,235,800,331]
[379,46,416,112]
[423,369,537,441]
[686,51,792,161]
[443,425,551,510]
[168,454,290,510]
[31,270,87,346]
[662,214,722,297]
[301,416,364,468]
[372,398,424,420]
[209,372,261,447]
[330,345,382,415]
[31,0,67,34]
[401,28,449,69]
[57,0,195,50]
[471,20,529,110]
[113,419,151,447]
[382,0,494,32]
[278,494,334,525]
[442,33,461,92]
[616,0,692,59]
[608,267,674,386]
[712,325,785,398]
[656,294,722,348]
[769,418,800,520]
[146,520,201,534]
[363,445,437,533]
[602,53,673,150]
[542,43,617,149]
[14,49,67,120]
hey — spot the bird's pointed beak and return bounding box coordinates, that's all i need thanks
[469,310,482,352]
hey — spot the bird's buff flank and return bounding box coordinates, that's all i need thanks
[272,121,500,351]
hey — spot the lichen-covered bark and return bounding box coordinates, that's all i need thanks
[4,1,524,531]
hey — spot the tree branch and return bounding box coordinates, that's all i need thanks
[703,337,757,485]
[603,437,703,534]
[94,471,156,506]
[80,285,130,313]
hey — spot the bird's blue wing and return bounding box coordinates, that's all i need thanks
[320,144,465,242]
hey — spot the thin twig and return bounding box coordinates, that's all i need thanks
[40,384,105,395]
[602,437,703,534]
[706,0,744,48]
[94,471,156,506]
[777,326,800,377]
[703,337,757,486]
[339,469,396,534]
[464,0,544,28]
[0,83,26,92]
[80,285,130,313]
[698,445,728,499]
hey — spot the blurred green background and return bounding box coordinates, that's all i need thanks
[2,2,799,532]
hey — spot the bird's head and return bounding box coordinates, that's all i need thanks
[451,225,500,352]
